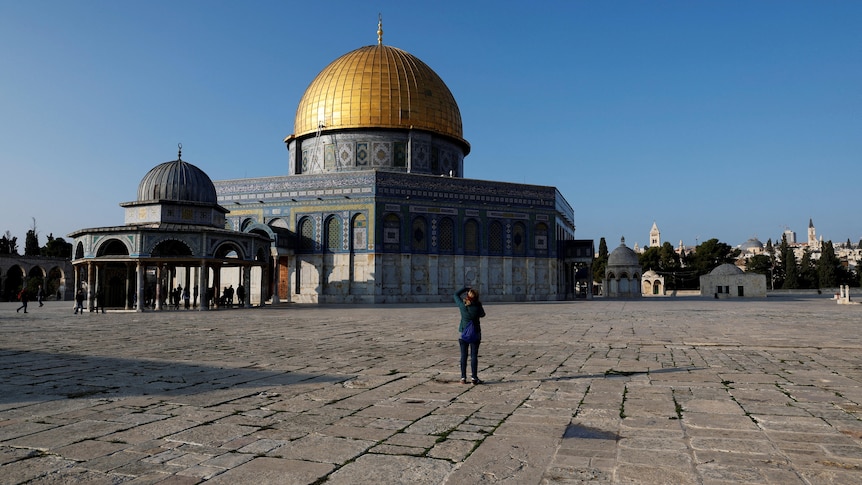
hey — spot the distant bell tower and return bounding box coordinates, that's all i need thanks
[650,222,661,247]
[808,218,819,250]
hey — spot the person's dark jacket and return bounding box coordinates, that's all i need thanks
[454,287,486,336]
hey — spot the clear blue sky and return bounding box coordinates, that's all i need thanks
[1,1,860,250]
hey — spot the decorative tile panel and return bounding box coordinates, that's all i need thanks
[356,142,368,166]
[371,142,391,166]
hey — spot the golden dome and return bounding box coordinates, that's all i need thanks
[290,43,466,147]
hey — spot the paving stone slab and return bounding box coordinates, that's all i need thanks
[325,454,453,485]
[3,298,862,483]
[204,456,333,484]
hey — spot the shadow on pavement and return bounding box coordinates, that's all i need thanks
[0,348,346,405]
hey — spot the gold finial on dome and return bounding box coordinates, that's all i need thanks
[377,13,383,45]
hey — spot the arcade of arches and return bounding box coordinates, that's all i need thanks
[0,256,72,302]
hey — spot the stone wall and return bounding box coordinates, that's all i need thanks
[288,253,560,304]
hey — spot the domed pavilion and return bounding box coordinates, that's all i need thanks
[214,20,585,303]
[69,147,270,311]
[604,237,642,298]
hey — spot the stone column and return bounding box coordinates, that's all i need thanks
[184,265,192,308]
[198,261,208,311]
[154,263,163,311]
[213,265,221,309]
[136,261,145,312]
[86,262,94,312]
[243,265,252,308]
[270,248,280,304]
[73,264,81,302]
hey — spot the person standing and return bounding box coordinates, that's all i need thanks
[454,286,486,384]
[74,289,85,314]
[95,289,105,313]
[16,287,29,313]
[37,285,44,307]
[236,284,245,306]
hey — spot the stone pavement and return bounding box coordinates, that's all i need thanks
[1,296,862,484]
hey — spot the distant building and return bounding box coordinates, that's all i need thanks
[738,237,765,258]
[641,269,665,296]
[649,222,660,248]
[700,263,766,298]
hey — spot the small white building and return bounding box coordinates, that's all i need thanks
[642,270,665,296]
[700,263,766,299]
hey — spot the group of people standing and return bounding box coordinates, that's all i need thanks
[211,284,246,308]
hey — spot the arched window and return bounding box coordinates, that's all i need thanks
[383,213,400,251]
[241,218,256,231]
[298,217,315,252]
[534,222,549,253]
[97,239,129,257]
[464,219,479,254]
[152,239,193,257]
[438,217,454,253]
[488,221,503,254]
[352,213,367,251]
[325,215,342,252]
[412,216,428,252]
[513,222,526,255]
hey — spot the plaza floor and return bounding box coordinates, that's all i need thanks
[1,296,862,484]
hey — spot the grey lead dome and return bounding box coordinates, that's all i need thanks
[137,159,217,205]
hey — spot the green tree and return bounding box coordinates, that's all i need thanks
[817,240,838,288]
[764,238,777,290]
[639,246,661,272]
[24,230,40,256]
[24,219,40,256]
[593,237,608,284]
[746,254,772,277]
[799,249,816,289]
[684,238,740,276]
[0,231,19,255]
[42,233,73,258]
[659,242,681,272]
[782,250,800,289]
[774,234,791,288]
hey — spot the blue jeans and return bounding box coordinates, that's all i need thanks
[459,338,480,379]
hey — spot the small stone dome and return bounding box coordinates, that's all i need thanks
[137,155,217,205]
[608,237,640,267]
[740,237,764,252]
[710,263,744,276]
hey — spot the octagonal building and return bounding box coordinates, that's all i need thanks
[215,22,580,303]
